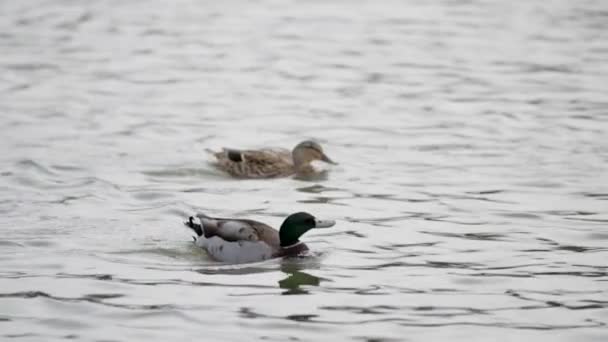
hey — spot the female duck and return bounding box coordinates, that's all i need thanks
[208,140,336,178]
[185,212,335,264]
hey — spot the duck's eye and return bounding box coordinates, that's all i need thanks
[306,218,316,226]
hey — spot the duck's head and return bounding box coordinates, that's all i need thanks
[279,212,335,247]
[292,140,336,168]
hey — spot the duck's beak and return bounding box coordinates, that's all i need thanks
[321,153,337,165]
[314,219,336,228]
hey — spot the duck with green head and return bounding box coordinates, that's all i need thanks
[208,140,336,179]
[185,212,335,264]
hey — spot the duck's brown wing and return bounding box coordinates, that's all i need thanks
[195,214,280,248]
[244,219,280,248]
[212,148,293,178]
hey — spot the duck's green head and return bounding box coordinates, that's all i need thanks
[279,212,335,247]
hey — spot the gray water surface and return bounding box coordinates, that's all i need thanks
[1,0,607,341]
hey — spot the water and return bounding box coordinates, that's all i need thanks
[1,0,607,340]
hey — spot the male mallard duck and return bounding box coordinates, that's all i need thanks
[184,212,335,264]
[208,140,336,178]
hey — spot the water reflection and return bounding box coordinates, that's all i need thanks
[293,171,330,182]
[278,261,321,295]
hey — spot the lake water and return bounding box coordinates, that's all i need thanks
[1,0,607,341]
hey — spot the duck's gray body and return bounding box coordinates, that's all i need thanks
[186,214,308,264]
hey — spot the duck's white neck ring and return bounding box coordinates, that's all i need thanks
[281,241,303,249]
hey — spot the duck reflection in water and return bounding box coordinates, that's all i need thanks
[278,261,322,295]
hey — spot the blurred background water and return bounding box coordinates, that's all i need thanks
[1,0,607,341]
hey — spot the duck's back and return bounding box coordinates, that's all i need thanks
[212,148,294,178]
[197,215,281,248]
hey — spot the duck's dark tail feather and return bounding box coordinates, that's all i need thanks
[185,216,203,237]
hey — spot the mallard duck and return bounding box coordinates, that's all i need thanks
[184,212,335,264]
[208,140,336,178]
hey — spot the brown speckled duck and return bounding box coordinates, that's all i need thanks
[208,140,336,179]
